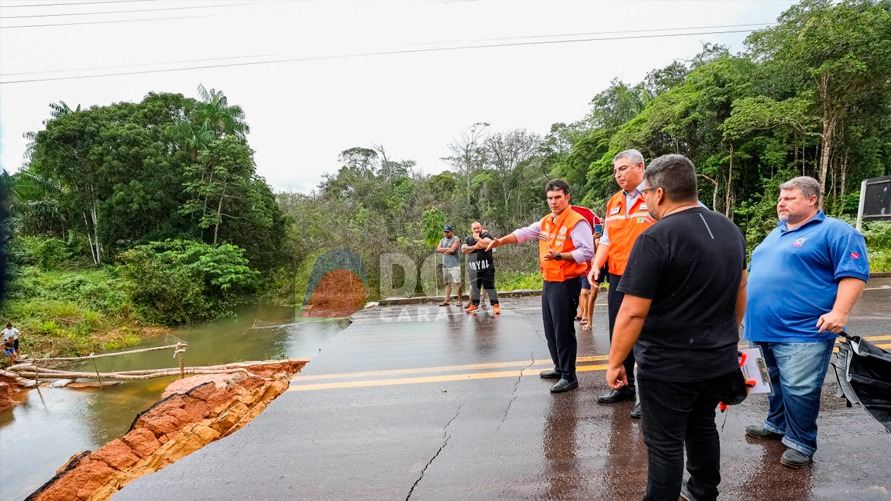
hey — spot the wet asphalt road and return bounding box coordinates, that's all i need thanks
[116,278,891,500]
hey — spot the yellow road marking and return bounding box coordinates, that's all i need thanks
[289,363,610,392]
[294,355,609,382]
[288,337,890,392]
[860,335,891,341]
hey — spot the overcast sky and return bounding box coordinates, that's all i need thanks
[0,0,798,193]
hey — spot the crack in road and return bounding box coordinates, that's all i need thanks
[499,353,535,429]
[404,404,464,501]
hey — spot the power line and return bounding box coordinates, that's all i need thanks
[0,2,247,19]
[0,53,280,76]
[0,0,158,7]
[407,23,775,46]
[0,27,767,85]
[0,13,209,28]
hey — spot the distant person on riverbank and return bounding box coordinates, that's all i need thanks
[3,322,18,364]
[462,221,500,314]
[487,179,594,393]
[436,225,463,306]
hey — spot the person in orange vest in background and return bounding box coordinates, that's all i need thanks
[488,179,594,393]
[589,149,655,419]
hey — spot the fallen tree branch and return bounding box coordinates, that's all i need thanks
[8,359,310,382]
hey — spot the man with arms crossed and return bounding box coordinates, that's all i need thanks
[607,154,748,500]
[435,225,462,306]
[589,149,655,418]
[487,179,594,393]
[744,176,869,468]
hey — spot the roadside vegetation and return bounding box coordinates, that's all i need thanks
[2,0,890,361]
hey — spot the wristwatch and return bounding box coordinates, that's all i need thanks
[555,253,562,261]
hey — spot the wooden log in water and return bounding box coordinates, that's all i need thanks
[8,360,308,382]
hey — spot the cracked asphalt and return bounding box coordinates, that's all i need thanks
[116,278,891,500]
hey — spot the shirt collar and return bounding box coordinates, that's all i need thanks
[778,210,825,232]
[624,180,647,198]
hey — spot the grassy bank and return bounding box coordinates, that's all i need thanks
[0,266,162,363]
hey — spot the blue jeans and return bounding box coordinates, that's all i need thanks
[756,340,835,457]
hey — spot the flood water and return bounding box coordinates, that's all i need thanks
[0,304,349,501]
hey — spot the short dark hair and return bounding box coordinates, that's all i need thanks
[644,154,698,203]
[545,179,570,195]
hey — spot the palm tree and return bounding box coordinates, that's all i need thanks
[48,101,81,119]
[196,84,249,140]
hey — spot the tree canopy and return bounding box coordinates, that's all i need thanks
[16,88,286,270]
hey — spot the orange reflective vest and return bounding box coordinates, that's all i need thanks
[604,190,655,276]
[538,208,588,282]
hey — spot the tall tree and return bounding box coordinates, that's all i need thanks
[746,0,891,193]
[442,122,490,205]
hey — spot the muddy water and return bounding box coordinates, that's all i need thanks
[0,304,349,501]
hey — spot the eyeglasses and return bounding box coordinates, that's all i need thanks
[641,186,661,195]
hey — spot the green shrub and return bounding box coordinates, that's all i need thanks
[863,222,891,273]
[117,239,259,324]
[39,320,60,335]
[863,222,891,248]
[496,271,543,291]
[9,235,87,271]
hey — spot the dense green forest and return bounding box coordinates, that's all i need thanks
[2,0,890,359]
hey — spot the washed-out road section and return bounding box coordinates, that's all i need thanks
[117,278,891,500]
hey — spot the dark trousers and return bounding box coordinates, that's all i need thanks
[638,370,741,501]
[607,273,636,387]
[470,269,499,306]
[542,279,581,381]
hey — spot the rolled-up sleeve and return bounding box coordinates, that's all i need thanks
[569,221,595,263]
[512,221,541,244]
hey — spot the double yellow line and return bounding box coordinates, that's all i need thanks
[287,335,891,392]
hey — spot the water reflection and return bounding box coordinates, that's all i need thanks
[602,402,648,499]
[0,304,349,501]
[741,436,814,499]
[543,390,582,499]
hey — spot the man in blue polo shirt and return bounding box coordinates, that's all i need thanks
[744,176,869,469]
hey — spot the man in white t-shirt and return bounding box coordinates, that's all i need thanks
[3,322,20,363]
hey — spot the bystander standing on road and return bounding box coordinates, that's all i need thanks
[589,149,655,419]
[744,176,869,469]
[435,225,463,306]
[462,222,500,314]
[570,205,596,331]
[606,154,749,501]
[487,179,594,393]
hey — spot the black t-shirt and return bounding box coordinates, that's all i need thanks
[465,231,495,273]
[616,207,746,382]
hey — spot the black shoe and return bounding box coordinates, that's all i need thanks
[780,448,812,468]
[550,378,578,393]
[629,402,641,419]
[596,386,635,404]
[745,425,783,440]
[680,483,698,501]
[539,369,561,379]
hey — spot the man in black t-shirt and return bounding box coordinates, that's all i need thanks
[461,221,500,314]
[607,154,748,501]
